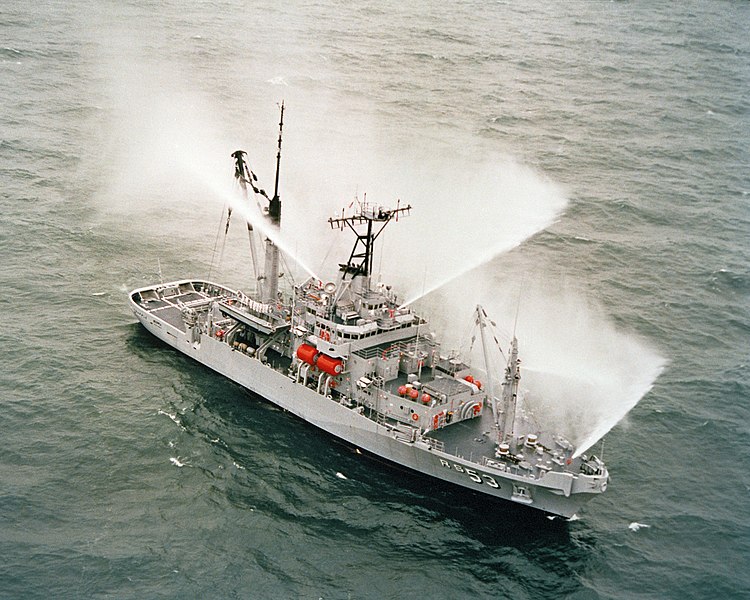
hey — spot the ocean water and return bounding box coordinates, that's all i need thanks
[2,1,749,598]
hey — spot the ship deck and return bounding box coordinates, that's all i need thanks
[132,281,230,333]
[425,410,497,463]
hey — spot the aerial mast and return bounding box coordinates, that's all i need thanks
[268,101,284,226]
[501,337,520,442]
[328,201,411,291]
[262,101,284,304]
[230,102,286,304]
[476,305,498,427]
[476,306,519,444]
[230,150,261,291]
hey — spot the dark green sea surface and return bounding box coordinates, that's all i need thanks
[1,1,748,598]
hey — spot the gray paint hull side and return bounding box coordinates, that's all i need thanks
[134,310,594,518]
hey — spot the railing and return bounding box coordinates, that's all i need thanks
[480,455,545,480]
[428,438,445,452]
[353,336,432,360]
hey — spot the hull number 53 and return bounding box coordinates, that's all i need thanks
[440,459,499,488]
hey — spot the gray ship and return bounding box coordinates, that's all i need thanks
[129,105,608,518]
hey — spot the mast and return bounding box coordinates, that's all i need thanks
[269,101,284,225]
[328,201,411,290]
[501,337,520,442]
[231,150,261,290]
[262,101,284,304]
[476,305,519,444]
[476,305,498,427]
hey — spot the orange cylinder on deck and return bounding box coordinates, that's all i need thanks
[398,385,408,396]
[408,388,419,400]
[474,380,482,390]
[317,354,343,376]
[421,393,432,404]
[464,375,475,384]
[296,343,319,365]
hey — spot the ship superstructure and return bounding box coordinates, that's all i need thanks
[129,107,608,518]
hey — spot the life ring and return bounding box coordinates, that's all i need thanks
[320,331,330,341]
[473,403,481,416]
[411,413,419,422]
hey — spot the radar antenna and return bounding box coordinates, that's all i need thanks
[328,201,411,281]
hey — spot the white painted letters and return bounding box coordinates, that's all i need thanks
[438,460,500,489]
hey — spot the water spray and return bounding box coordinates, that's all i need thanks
[163,129,320,282]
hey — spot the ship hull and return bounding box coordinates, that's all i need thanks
[131,289,600,518]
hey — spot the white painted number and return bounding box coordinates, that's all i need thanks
[482,474,499,488]
[439,460,500,489]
